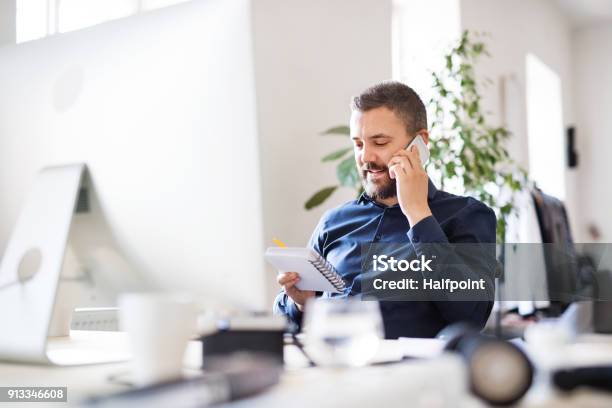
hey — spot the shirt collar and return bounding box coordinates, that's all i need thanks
[358,177,438,206]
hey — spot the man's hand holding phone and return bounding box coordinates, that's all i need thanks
[277,272,315,311]
[388,137,432,226]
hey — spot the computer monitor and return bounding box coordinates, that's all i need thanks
[0,0,267,315]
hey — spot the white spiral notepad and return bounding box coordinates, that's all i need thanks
[265,247,345,293]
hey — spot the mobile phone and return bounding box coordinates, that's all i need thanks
[406,134,430,165]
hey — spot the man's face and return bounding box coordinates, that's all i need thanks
[350,107,412,201]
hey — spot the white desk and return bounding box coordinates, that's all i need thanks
[1,332,612,407]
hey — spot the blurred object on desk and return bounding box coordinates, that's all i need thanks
[71,308,119,332]
[302,298,384,367]
[83,353,282,408]
[554,365,612,393]
[119,293,198,387]
[201,314,286,369]
[439,323,534,406]
[594,269,612,333]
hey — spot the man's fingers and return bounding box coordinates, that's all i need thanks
[277,272,299,285]
[277,272,304,295]
[389,155,413,170]
[277,273,314,307]
[388,156,411,179]
[392,164,408,183]
[392,148,411,158]
[396,147,418,170]
[407,145,423,169]
[392,145,424,171]
[388,163,401,180]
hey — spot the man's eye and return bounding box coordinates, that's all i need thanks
[353,143,363,149]
[374,142,389,146]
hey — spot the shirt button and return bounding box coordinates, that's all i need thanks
[413,236,420,243]
[374,235,381,241]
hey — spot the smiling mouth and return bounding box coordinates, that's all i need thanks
[366,168,387,180]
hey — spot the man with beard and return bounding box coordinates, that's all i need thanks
[273,81,496,338]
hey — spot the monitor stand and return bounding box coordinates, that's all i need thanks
[0,164,130,365]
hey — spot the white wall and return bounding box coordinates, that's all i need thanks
[0,0,16,46]
[459,0,579,237]
[252,0,393,302]
[572,24,612,242]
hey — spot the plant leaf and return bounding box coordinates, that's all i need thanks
[304,186,338,210]
[321,125,350,136]
[322,147,352,162]
[337,157,360,188]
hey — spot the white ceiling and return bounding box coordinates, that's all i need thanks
[557,0,612,27]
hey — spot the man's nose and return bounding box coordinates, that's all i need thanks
[361,144,377,164]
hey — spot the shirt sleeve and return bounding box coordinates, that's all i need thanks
[406,202,497,329]
[272,212,329,327]
[407,214,449,244]
[272,291,304,327]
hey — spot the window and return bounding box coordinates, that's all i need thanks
[525,53,566,200]
[391,0,461,191]
[391,0,461,103]
[17,0,190,43]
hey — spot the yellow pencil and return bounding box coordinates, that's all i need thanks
[272,237,287,248]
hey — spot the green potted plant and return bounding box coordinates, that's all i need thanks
[305,30,527,244]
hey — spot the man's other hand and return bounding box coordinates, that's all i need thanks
[277,272,315,311]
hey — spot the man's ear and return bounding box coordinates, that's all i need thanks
[418,130,430,145]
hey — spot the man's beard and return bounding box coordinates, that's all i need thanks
[360,163,397,201]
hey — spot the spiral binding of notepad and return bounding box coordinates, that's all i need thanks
[308,257,346,292]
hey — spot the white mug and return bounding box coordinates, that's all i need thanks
[119,293,198,386]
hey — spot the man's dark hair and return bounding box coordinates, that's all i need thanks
[351,81,427,134]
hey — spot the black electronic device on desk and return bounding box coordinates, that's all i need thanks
[554,365,612,393]
[438,323,534,406]
[200,315,287,369]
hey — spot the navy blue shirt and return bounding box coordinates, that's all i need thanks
[273,179,496,338]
